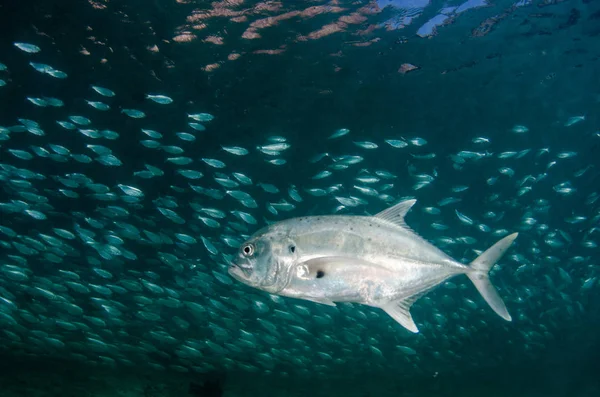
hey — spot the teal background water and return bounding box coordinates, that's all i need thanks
[0,0,599,396]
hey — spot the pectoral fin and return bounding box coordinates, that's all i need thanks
[301,256,379,269]
[303,297,337,307]
[300,256,387,279]
[297,257,388,306]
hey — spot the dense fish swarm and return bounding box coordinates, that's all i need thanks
[1,0,599,396]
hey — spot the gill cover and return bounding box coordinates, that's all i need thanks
[234,234,298,294]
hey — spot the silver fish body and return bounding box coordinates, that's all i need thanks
[229,199,517,333]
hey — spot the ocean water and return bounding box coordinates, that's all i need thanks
[1,0,599,396]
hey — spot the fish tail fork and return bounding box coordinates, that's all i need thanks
[467,233,518,322]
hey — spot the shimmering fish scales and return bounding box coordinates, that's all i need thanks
[230,199,517,333]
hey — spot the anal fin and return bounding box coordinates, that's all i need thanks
[380,296,420,333]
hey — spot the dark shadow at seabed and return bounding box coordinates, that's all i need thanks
[0,341,599,397]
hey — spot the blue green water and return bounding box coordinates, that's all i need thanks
[0,0,599,396]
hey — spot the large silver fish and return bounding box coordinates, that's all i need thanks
[229,199,517,333]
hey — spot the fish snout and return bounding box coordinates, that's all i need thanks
[227,264,240,277]
[228,261,253,282]
[228,264,245,281]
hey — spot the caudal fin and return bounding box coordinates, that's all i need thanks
[467,233,518,322]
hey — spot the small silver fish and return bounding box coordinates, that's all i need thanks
[202,158,225,168]
[47,69,67,79]
[26,97,48,107]
[353,141,378,149]
[564,115,585,127]
[146,94,173,104]
[188,113,214,122]
[86,100,110,111]
[176,132,196,142]
[511,125,528,134]
[122,109,146,118]
[385,139,408,148]
[189,122,206,131]
[222,146,248,156]
[230,199,517,333]
[91,85,115,97]
[472,137,490,144]
[328,128,349,139]
[69,115,92,125]
[44,97,64,107]
[14,42,41,53]
[29,62,52,73]
[409,137,427,146]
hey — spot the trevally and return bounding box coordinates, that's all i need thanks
[229,199,517,333]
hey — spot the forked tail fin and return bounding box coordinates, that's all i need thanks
[467,233,518,321]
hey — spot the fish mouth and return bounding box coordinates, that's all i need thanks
[228,264,247,283]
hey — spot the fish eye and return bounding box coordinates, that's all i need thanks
[289,245,296,254]
[242,244,254,257]
[316,270,325,279]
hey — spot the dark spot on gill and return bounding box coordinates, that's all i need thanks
[316,270,325,278]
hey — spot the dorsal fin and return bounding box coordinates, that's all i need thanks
[374,199,417,229]
[373,199,456,262]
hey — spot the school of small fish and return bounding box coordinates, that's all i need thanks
[1,31,599,388]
